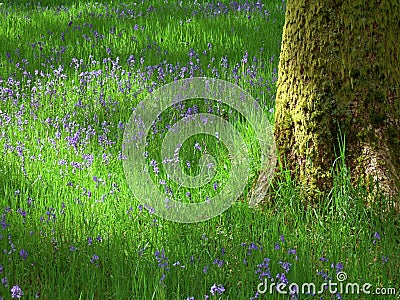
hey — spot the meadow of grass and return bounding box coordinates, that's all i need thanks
[0,0,398,299]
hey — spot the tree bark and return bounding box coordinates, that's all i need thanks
[274,0,400,204]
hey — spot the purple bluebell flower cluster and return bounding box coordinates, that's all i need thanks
[11,285,23,299]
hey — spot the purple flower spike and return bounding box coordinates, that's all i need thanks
[11,285,23,299]
[90,254,99,264]
[210,283,225,296]
[19,249,28,260]
[319,257,328,262]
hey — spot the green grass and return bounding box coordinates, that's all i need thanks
[0,0,399,299]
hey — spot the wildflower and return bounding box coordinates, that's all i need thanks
[19,249,28,260]
[155,249,169,269]
[210,283,225,296]
[213,258,224,267]
[247,242,262,255]
[250,292,260,300]
[255,258,271,281]
[331,262,343,273]
[2,277,8,287]
[274,242,280,250]
[319,257,328,262]
[221,56,228,68]
[279,261,292,273]
[17,209,26,217]
[90,254,99,264]
[241,51,248,64]
[147,206,155,214]
[290,284,299,299]
[213,182,218,191]
[382,256,389,263]
[159,273,166,284]
[317,270,331,281]
[249,242,259,251]
[11,285,23,298]
[276,273,289,284]
[373,231,381,244]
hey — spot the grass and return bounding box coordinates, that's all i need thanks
[0,0,399,299]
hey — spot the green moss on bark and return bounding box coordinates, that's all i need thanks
[274,0,400,203]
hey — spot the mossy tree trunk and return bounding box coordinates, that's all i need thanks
[274,0,400,204]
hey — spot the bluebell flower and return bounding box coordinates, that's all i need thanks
[213,182,218,191]
[213,259,224,267]
[90,254,99,264]
[373,231,381,244]
[19,249,28,260]
[319,257,328,262]
[276,273,289,284]
[210,283,225,296]
[11,285,23,299]
[159,273,166,284]
[279,261,292,273]
[2,277,8,287]
[332,262,343,273]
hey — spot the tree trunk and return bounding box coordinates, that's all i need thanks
[274,0,400,205]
